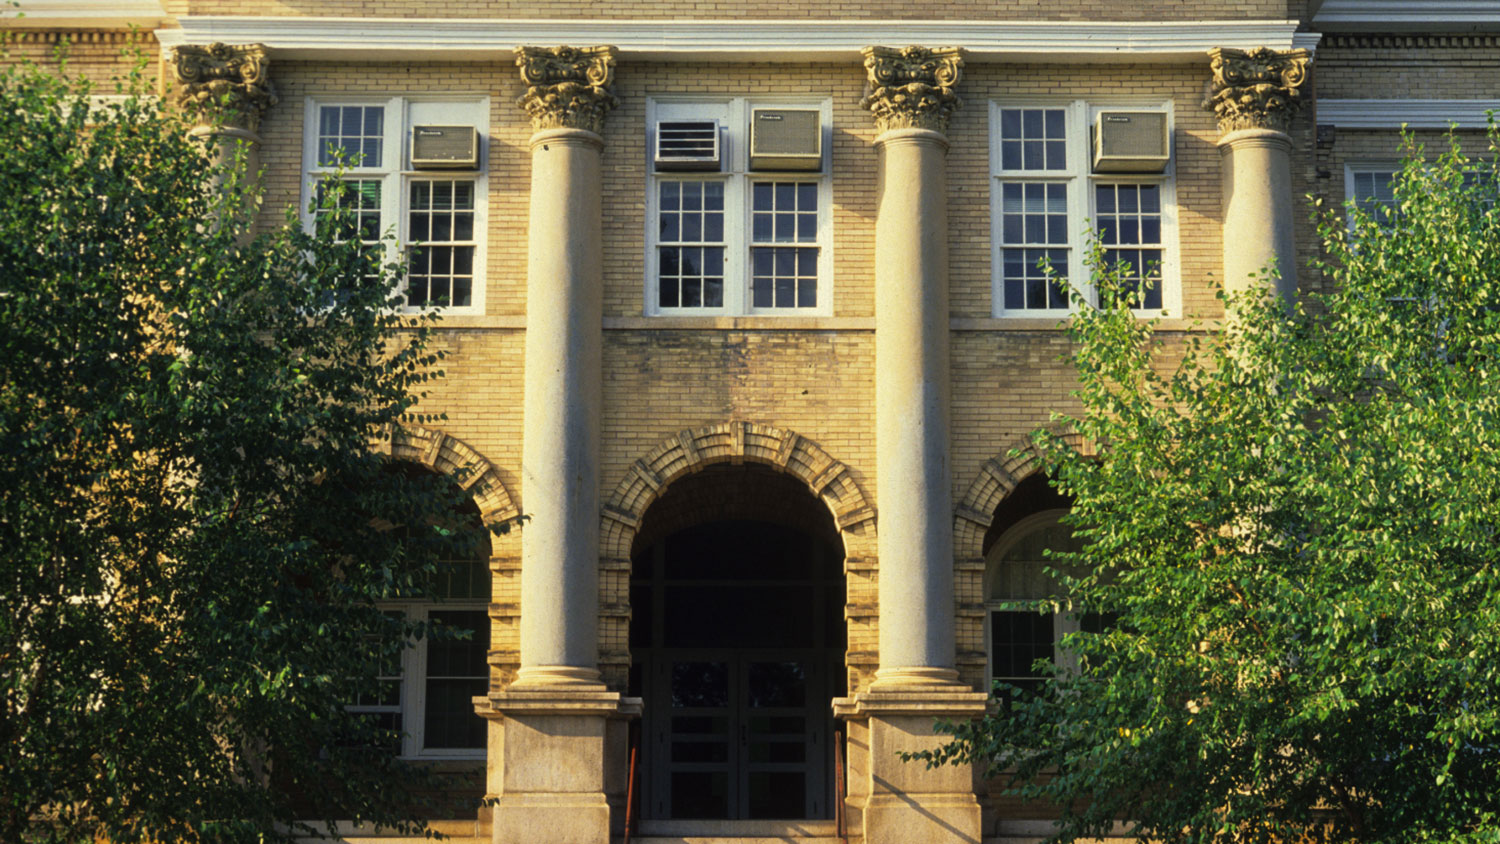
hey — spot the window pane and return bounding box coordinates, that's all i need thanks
[423,610,488,750]
[318,105,384,167]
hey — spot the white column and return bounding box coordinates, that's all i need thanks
[862,45,966,688]
[490,47,638,844]
[1206,47,1312,305]
[517,127,606,686]
[512,46,619,689]
[872,126,958,685]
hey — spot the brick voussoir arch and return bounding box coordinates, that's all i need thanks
[381,423,520,527]
[954,428,1093,562]
[600,421,876,562]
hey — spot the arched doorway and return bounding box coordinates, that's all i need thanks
[627,463,846,821]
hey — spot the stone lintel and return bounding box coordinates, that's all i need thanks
[515,45,619,134]
[1204,46,1311,135]
[171,42,277,135]
[861,45,964,135]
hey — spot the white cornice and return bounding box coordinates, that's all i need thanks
[1314,1,1500,32]
[1318,98,1500,128]
[2,0,167,29]
[152,17,1316,63]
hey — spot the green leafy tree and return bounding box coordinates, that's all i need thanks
[0,55,498,842]
[915,131,1500,843]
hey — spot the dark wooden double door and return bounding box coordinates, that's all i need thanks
[629,518,845,821]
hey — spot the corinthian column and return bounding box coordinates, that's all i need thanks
[512,45,618,690]
[487,46,636,844]
[832,46,987,844]
[863,44,964,689]
[1206,46,1312,304]
[170,43,277,205]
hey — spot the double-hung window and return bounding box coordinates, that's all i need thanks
[647,97,832,316]
[1347,163,1399,227]
[303,96,487,314]
[991,101,1177,317]
[348,559,490,758]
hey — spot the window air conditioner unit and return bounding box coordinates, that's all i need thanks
[749,108,822,172]
[410,125,480,170]
[1093,111,1170,174]
[654,120,721,171]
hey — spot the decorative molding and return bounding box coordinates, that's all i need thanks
[1321,32,1500,48]
[170,42,278,134]
[1317,98,1500,129]
[1313,0,1500,32]
[1,0,165,29]
[153,18,1315,64]
[514,45,617,134]
[1204,46,1312,135]
[861,45,964,134]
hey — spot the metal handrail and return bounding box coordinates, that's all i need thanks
[624,724,640,844]
[834,729,847,844]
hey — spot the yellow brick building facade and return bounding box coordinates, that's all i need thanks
[7,1,1493,841]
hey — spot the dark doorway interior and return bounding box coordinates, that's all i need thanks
[629,467,845,821]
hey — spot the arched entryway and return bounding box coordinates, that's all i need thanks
[627,463,846,821]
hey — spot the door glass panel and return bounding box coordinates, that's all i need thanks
[671,662,728,708]
[672,715,729,734]
[672,771,729,819]
[748,662,806,707]
[748,771,805,818]
[749,740,806,763]
[672,740,729,763]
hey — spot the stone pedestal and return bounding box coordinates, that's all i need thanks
[487,688,642,844]
[834,688,989,844]
[1205,46,1311,306]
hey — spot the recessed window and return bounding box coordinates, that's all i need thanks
[991,101,1178,316]
[347,559,491,759]
[985,510,1098,695]
[303,96,487,313]
[646,97,832,316]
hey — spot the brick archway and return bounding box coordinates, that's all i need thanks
[599,421,878,691]
[951,429,1093,688]
[383,424,519,527]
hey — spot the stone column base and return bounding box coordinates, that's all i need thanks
[834,685,989,844]
[483,685,642,844]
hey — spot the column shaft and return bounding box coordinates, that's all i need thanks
[1220,129,1297,300]
[873,129,957,684]
[518,128,605,684]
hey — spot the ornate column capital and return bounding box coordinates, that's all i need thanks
[170,43,277,135]
[1204,46,1312,135]
[515,45,619,135]
[860,45,964,135]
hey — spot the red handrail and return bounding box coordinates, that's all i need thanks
[834,729,847,843]
[624,731,640,844]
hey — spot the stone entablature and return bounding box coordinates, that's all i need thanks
[170,42,277,134]
[860,45,964,134]
[1204,45,1312,135]
[515,45,619,135]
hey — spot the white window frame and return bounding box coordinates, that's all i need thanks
[302,95,489,316]
[1345,161,1401,227]
[347,602,489,760]
[989,99,1180,318]
[644,96,834,317]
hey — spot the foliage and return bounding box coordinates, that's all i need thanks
[0,53,498,842]
[913,129,1500,843]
